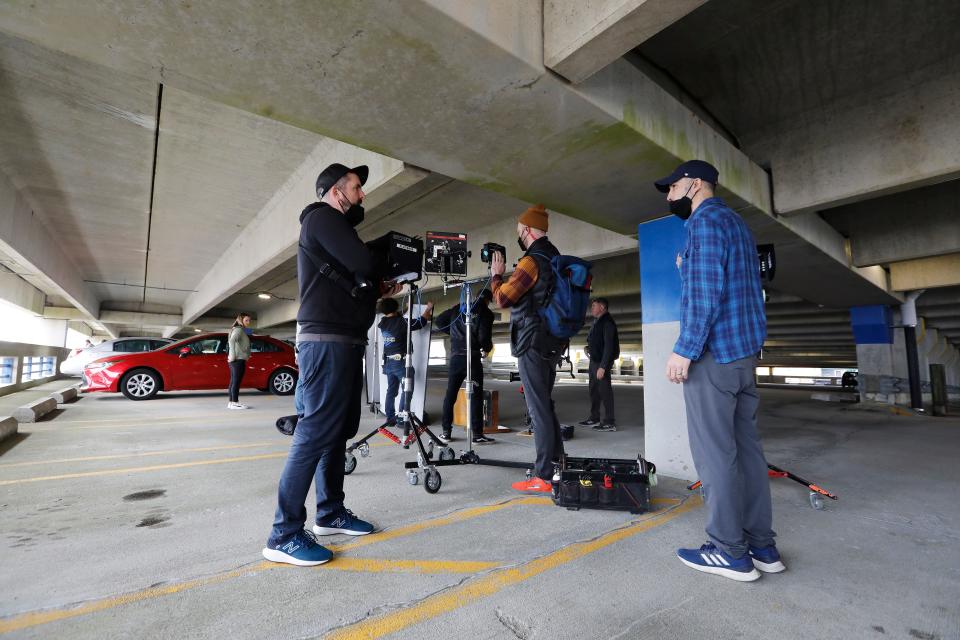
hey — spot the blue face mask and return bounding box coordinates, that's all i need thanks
[243,328,253,336]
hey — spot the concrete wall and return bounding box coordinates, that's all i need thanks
[0,340,70,398]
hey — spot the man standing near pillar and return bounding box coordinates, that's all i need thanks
[655,160,782,582]
[579,297,619,432]
[490,204,565,493]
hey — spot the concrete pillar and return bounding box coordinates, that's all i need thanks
[851,305,905,405]
[638,216,695,481]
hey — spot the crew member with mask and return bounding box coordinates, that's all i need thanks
[377,297,434,426]
[655,160,780,582]
[490,204,565,493]
[264,163,396,567]
[433,288,496,443]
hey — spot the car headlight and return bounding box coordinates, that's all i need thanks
[85,361,119,372]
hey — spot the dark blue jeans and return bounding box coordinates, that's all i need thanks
[268,341,363,547]
[383,360,409,422]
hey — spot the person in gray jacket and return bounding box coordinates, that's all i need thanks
[227,312,252,410]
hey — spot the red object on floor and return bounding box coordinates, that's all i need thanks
[511,477,552,493]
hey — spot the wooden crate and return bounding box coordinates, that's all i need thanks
[453,388,508,433]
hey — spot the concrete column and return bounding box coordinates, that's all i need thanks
[851,305,905,405]
[638,216,694,481]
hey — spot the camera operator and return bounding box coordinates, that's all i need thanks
[433,288,495,443]
[490,204,565,493]
[263,163,397,567]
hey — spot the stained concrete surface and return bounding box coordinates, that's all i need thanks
[0,379,958,639]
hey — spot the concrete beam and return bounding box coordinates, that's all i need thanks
[544,0,707,84]
[0,170,114,337]
[763,58,960,215]
[0,270,44,314]
[890,253,960,291]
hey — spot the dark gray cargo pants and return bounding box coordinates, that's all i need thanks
[519,348,564,481]
[684,350,775,558]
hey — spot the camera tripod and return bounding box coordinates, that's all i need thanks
[344,281,454,492]
[400,276,533,490]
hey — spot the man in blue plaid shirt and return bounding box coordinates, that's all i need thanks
[654,160,783,582]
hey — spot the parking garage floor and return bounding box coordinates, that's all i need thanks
[1,380,958,639]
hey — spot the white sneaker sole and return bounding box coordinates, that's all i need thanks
[678,556,761,582]
[261,547,330,566]
[751,558,786,573]
[312,524,373,536]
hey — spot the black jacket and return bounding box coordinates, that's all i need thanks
[296,202,379,338]
[509,236,561,357]
[378,314,429,364]
[586,312,620,369]
[434,303,494,357]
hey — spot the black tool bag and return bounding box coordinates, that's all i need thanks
[552,454,657,514]
[276,414,298,436]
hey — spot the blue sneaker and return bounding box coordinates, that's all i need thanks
[262,530,332,566]
[313,508,375,536]
[676,542,761,582]
[749,544,786,573]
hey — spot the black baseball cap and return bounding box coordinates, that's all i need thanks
[316,163,369,198]
[654,160,719,193]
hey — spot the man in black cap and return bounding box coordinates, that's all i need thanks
[653,160,779,582]
[578,297,619,432]
[433,288,496,443]
[264,163,393,567]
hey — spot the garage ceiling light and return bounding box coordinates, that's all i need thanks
[258,293,272,300]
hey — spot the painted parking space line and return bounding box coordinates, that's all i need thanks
[0,441,279,469]
[0,557,499,634]
[0,452,289,486]
[0,497,548,634]
[323,496,700,640]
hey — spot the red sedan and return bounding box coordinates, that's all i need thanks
[82,333,298,401]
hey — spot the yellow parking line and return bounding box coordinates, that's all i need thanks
[0,497,540,634]
[0,557,497,634]
[0,442,279,468]
[0,452,288,486]
[324,496,700,640]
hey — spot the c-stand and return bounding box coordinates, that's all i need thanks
[403,276,533,487]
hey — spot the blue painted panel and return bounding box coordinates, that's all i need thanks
[850,305,893,344]
[639,216,686,324]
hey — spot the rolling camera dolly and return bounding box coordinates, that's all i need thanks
[687,463,838,510]
[344,281,455,493]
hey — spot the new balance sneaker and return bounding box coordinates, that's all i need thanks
[676,542,761,582]
[313,508,375,536]
[578,418,600,427]
[592,422,617,432]
[472,435,496,444]
[748,544,786,573]
[511,477,552,493]
[262,530,332,566]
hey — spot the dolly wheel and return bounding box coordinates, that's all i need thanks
[424,468,442,494]
[439,447,455,461]
[407,470,419,486]
[344,453,357,475]
[809,491,824,510]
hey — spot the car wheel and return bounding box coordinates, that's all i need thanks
[268,369,297,396]
[121,368,160,400]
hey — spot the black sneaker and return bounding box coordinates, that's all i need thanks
[472,435,496,444]
[592,422,617,432]
[578,418,600,427]
[437,431,453,443]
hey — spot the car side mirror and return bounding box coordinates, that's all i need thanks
[178,347,191,358]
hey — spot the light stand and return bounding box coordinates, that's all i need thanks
[403,275,533,483]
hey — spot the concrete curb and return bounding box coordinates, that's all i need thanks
[12,397,57,423]
[0,415,17,443]
[52,387,79,404]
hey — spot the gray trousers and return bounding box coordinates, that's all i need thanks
[519,348,564,480]
[684,350,775,558]
[588,360,615,423]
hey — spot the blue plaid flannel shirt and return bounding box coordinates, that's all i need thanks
[674,197,766,363]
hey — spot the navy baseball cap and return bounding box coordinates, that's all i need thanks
[316,163,369,198]
[654,160,719,193]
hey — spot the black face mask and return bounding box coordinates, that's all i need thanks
[337,193,365,227]
[517,236,527,253]
[669,183,695,220]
